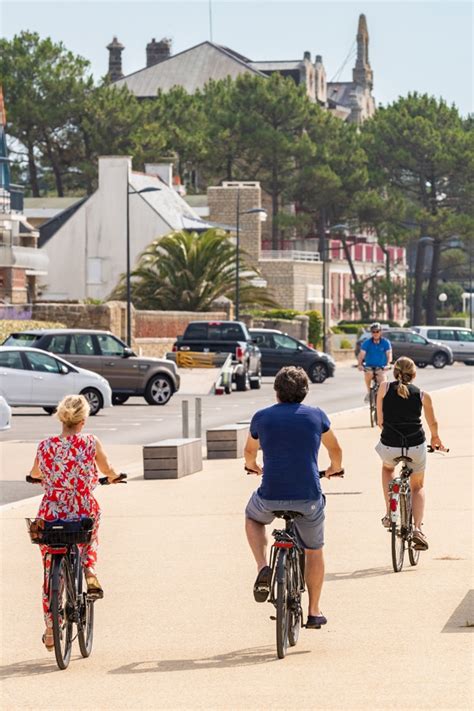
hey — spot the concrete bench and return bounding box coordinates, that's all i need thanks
[143,438,202,479]
[206,424,249,459]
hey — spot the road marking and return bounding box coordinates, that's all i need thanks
[0,493,43,512]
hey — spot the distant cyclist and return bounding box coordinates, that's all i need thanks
[357,322,392,402]
[375,357,448,549]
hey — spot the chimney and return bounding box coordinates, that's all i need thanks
[145,162,173,187]
[106,37,125,81]
[303,51,311,61]
[146,37,172,67]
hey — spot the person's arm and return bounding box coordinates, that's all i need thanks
[29,455,44,480]
[244,434,262,475]
[94,437,121,482]
[422,392,447,450]
[357,349,367,371]
[376,380,388,428]
[321,429,343,477]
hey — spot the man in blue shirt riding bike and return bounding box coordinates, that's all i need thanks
[244,366,343,630]
[357,322,392,402]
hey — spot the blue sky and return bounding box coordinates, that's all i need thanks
[2,0,472,114]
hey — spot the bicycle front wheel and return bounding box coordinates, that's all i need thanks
[391,494,405,572]
[51,556,73,670]
[275,550,289,659]
[369,388,377,427]
[77,567,94,657]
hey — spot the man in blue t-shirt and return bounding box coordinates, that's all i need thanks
[244,366,343,630]
[357,322,392,402]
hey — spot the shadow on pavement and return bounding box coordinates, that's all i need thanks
[108,645,310,673]
[441,590,474,633]
[0,658,61,678]
[326,566,416,581]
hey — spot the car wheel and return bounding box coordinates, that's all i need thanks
[43,407,56,415]
[308,362,328,384]
[416,362,427,368]
[463,361,474,366]
[235,371,250,392]
[112,394,129,405]
[80,388,103,416]
[432,352,448,369]
[250,368,262,390]
[144,374,173,405]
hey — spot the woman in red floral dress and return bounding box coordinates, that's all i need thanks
[29,394,121,652]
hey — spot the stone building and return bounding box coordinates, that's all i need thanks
[110,14,375,124]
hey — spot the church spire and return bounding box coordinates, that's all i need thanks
[353,13,373,90]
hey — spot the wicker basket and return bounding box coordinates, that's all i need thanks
[26,517,94,545]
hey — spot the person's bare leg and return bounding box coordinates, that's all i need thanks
[245,518,268,571]
[410,472,425,530]
[382,465,395,514]
[305,549,325,616]
[364,370,372,394]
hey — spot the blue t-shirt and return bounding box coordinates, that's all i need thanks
[361,337,391,367]
[250,402,331,501]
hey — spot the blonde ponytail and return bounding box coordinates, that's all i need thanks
[393,357,416,399]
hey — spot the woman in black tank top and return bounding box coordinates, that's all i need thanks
[375,357,447,550]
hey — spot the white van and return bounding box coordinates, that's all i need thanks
[412,327,474,364]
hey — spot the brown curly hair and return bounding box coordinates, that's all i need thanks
[274,366,309,403]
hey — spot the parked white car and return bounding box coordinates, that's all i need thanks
[0,395,11,430]
[412,326,474,364]
[0,346,112,415]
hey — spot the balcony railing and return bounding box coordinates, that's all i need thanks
[0,184,24,214]
[260,250,321,262]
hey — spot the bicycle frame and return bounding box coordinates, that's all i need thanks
[388,462,412,529]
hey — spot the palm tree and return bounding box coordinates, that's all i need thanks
[110,228,277,311]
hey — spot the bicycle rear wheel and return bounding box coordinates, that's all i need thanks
[77,567,94,657]
[391,494,405,572]
[287,552,301,647]
[51,556,73,669]
[275,550,289,659]
[407,492,421,567]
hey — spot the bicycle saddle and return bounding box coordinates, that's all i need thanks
[272,510,303,520]
[393,455,413,464]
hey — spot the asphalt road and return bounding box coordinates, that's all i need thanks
[1,362,472,446]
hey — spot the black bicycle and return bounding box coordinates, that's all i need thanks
[266,469,344,659]
[389,446,448,572]
[25,473,127,670]
[365,367,385,427]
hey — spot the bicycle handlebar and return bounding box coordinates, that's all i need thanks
[26,473,128,485]
[427,445,450,454]
[319,469,344,478]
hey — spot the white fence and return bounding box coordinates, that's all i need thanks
[260,250,321,262]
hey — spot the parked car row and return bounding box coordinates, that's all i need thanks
[355,326,464,368]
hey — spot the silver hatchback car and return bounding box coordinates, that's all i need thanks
[412,326,474,364]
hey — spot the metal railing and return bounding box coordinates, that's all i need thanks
[0,185,24,214]
[260,250,321,262]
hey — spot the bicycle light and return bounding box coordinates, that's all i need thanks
[392,484,400,493]
[390,499,398,511]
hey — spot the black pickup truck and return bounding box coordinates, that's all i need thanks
[173,321,262,391]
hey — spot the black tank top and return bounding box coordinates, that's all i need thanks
[381,382,425,447]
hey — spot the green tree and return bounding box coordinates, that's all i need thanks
[362,93,474,324]
[0,31,90,196]
[110,229,278,311]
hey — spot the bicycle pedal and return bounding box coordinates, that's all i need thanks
[269,615,276,621]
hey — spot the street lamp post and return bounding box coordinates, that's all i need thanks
[126,185,161,346]
[234,189,267,321]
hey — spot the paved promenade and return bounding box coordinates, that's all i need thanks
[1,384,472,710]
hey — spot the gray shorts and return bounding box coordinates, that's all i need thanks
[375,441,427,473]
[245,491,325,550]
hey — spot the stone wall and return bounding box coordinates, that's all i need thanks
[32,301,128,340]
[251,316,309,342]
[134,337,175,358]
[259,259,323,312]
[135,310,228,338]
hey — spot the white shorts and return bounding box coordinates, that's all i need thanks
[375,441,427,473]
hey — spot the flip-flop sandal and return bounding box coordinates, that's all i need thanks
[306,614,327,629]
[253,566,272,602]
[412,531,429,550]
[86,575,104,599]
[42,632,54,652]
[381,515,391,529]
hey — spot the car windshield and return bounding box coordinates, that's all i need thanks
[3,333,39,346]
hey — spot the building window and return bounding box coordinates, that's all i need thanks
[87,258,102,284]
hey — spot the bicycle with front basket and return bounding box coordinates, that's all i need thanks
[388,446,447,572]
[25,473,127,670]
[246,468,344,659]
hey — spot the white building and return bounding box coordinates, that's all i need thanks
[39,156,212,301]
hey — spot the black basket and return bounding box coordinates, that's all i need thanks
[26,517,94,545]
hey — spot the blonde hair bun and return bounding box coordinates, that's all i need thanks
[56,394,90,427]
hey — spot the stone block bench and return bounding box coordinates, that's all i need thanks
[206,424,249,459]
[143,438,202,479]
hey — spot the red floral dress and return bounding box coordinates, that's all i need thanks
[36,434,100,627]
